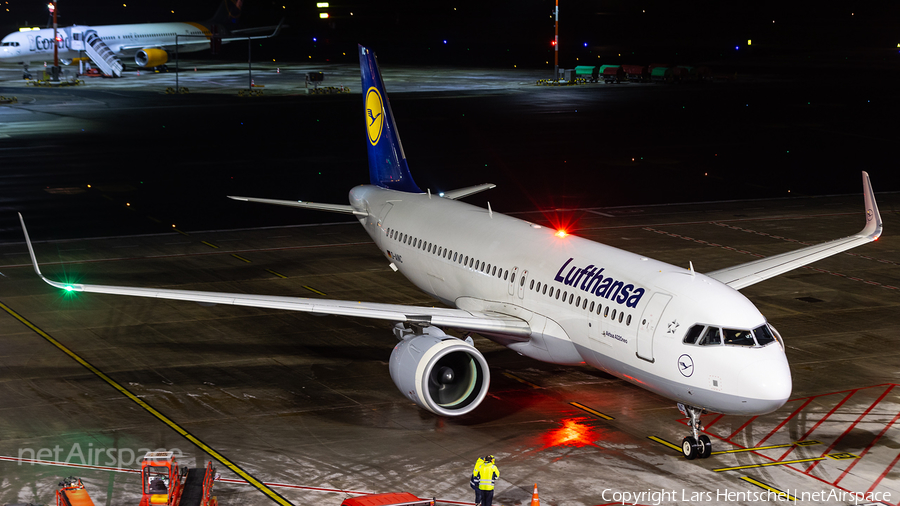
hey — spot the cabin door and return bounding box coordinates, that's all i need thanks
[636,292,671,363]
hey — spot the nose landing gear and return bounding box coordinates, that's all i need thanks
[678,403,712,459]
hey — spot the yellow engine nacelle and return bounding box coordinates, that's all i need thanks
[135,48,168,68]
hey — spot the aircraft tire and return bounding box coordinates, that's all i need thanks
[682,436,699,460]
[698,435,712,459]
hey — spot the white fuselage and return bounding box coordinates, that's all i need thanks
[0,22,210,65]
[350,185,793,416]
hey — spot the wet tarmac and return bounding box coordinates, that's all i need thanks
[0,60,898,506]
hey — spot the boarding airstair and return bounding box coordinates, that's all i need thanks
[82,29,122,77]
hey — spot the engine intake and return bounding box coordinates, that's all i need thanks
[389,326,490,417]
[135,49,168,68]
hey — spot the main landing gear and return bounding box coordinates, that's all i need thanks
[678,403,712,460]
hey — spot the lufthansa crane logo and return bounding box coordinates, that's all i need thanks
[365,87,384,146]
[678,354,694,377]
[866,208,874,222]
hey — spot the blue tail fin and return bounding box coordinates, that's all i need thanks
[359,45,422,193]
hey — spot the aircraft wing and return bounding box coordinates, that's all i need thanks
[18,214,529,338]
[705,172,882,290]
[118,40,211,52]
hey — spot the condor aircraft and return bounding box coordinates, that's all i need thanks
[0,0,280,76]
[20,45,883,460]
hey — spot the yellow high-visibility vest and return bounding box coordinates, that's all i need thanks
[472,457,484,477]
[478,463,499,490]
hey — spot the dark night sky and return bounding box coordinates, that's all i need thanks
[1,1,899,67]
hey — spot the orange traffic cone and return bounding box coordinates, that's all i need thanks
[531,483,540,506]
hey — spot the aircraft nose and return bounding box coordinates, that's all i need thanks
[737,357,792,414]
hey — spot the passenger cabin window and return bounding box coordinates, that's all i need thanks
[683,325,704,344]
[530,280,535,290]
[510,272,516,284]
[626,315,632,326]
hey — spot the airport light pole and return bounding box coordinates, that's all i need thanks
[49,0,60,81]
[553,0,559,79]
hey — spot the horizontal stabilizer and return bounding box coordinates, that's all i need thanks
[440,184,496,200]
[228,196,367,216]
[706,171,883,290]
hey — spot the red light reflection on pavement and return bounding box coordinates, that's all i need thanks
[541,417,602,449]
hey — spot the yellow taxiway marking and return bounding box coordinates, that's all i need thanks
[648,436,683,452]
[650,436,822,456]
[173,228,189,236]
[740,477,798,501]
[302,285,327,296]
[570,401,614,420]
[502,372,540,389]
[0,300,295,506]
[266,269,288,279]
[231,254,252,263]
[712,440,821,455]
[826,452,860,460]
[200,241,219,249]
[713,457,824,472]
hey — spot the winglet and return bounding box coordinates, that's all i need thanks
[860,171,882,240]
[18,213,83,292]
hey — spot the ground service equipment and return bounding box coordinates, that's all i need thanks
[340,492,434,506]
[56,477,96,506]
[139,452,218,506]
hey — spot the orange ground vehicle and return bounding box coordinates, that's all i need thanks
[139,451,218,506]
[56,477,96,506]
[340,493,434,506]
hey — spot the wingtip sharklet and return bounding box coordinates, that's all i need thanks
[861,171,882,241]
[18,213,82,292]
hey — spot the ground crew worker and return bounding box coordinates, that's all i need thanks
[470,455,486,505]
[477,455,499,506]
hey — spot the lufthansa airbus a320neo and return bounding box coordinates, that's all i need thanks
[20,45,882,460]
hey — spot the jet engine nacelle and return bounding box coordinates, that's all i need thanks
[389,326,490,417]
[135,49,168,68]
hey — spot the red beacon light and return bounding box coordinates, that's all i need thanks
[555,229,568,238]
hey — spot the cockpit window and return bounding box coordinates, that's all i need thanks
[753,324,777,346]
[723,328,756,346]
[698,326,721,346]
[686,323,778,347]
[683,324,704,344]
